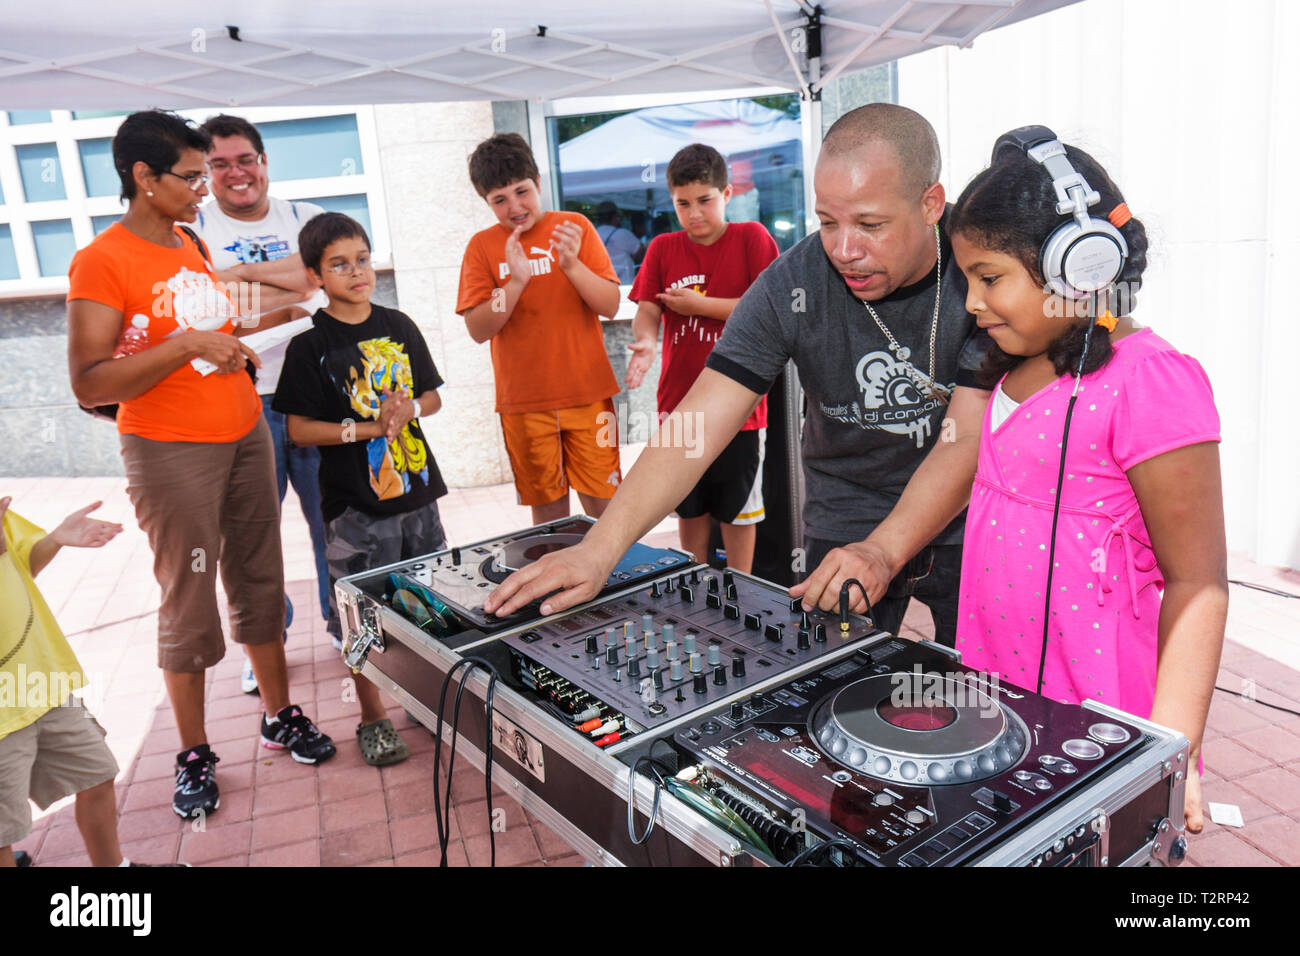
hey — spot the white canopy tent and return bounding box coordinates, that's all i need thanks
[557,99,800,205]
[0,1,1078,109]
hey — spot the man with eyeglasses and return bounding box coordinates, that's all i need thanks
[195,114,332,695]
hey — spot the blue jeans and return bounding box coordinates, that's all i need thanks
[262,396,332,621]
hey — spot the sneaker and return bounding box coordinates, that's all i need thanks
[260,704,336,764]
[173,746,219,819]
[331,634,344,652]
[240,658,259,695]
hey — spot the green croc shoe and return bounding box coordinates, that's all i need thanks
[357,718,410,767]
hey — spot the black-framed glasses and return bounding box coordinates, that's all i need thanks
[325,255,373,276]
[208,154,264,174]
[162,169,209,191]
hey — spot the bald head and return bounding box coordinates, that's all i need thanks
[821,103,940,200]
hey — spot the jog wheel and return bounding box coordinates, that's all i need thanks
[809,672,1027,785]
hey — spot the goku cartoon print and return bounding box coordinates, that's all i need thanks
[346,337,430,500]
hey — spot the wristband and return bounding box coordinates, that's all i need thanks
[411,397,422,419]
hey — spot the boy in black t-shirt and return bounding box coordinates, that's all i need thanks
[273,213,449,767]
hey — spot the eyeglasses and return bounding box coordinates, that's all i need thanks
[325,255,373,276]
[207,154,264,174]
[162,170,209,191]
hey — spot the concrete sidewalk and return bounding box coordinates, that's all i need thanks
[5,463,1299,867]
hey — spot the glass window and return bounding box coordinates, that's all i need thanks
[72,110,129,121]
[79,138,119,198]
[17,143,67,202]
[303,194,371,240]
[7,111,52,125]
[0,224,19,280]
[92,214,120,235]
[259,115,364,181]
[31,219,77,277]
[549,94,806,281]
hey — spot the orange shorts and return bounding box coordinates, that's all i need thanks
[500,398,622,507]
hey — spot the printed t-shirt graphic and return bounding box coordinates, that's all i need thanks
[456,210,620,414]
[345,336,429,500]
[66,222,260,443]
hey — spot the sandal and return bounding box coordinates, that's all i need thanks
[356,718,410,767]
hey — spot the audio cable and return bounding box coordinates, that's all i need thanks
[839,578,873,633]
[784,837,865,867]
[432,655,503,867]
[627,756,672,846]
[1035,295,1100,695]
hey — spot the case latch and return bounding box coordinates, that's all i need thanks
[343,601,385,672]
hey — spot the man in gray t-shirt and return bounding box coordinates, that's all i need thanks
[486,104,993,646]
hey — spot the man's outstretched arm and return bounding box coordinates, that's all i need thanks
[484,368,762,617]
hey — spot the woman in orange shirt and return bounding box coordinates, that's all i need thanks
[66,111,335,823]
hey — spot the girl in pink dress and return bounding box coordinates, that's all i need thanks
[947,139,1227,833]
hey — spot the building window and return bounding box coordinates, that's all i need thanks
[547,93,806,286]
[0,225,19,281]
[79,138,119,198]
[302,194,371,237]
[91,215,119,235]
[17,143,67,203]
[7,111,52,125]
[259,115,365,181]
[31,220,77,277]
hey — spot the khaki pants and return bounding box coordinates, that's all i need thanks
[121,417,286,673]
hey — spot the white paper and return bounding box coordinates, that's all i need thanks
[1208,802,1244,828]
[192,317,316,376]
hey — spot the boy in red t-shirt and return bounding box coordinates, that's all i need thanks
[627,144,779,572]
[456,134,623,525]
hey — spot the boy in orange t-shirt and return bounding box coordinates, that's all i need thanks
[456,133,623,525]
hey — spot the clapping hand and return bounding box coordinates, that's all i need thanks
[551,222,583,271]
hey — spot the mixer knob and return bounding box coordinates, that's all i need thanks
[706,593,722,609]
[684,633,698,655]
[800,610,811,629]
[688,652,703,674]
[662,622,675,645]
[813,623,827,643]
[645,630,659,652]
[708,576,719,594]
[641,614,654,635]
[623,621,634,641]
[675,686,686,703]
[670,659,684,681]
[680,585,695,603]
[650,581,662,597]
[625,636,637,658]
[744,612,762,631]
[653,669,665,691]
[606,647,619,666]
[726,583,738,601]
[730,701,745,721]
[764,623,783,643]
[789,597,802,612]
[690,569,700,585]
[666,640,680,662]
[712,666,727,686]
[585,634,599,654]
[665,576,677,593]
[646,648,660,669]
[707,644,721,666]
[605,627,618,648]
[628,658,641,679]
[797,630,811,650]
[732,654,746,678]
[723,569,734,588]
[724,603,740,620]
[693,673,708,695]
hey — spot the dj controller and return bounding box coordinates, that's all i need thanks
[336,518,1190,867]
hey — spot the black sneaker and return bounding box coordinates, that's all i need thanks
[260,704,336,764]
[173,746,219,819]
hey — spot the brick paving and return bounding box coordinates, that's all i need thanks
[5,460,1299,868]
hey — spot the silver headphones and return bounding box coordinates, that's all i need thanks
[992,126,1128,300]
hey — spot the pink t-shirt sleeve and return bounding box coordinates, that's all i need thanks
[1112,349,1221,471]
